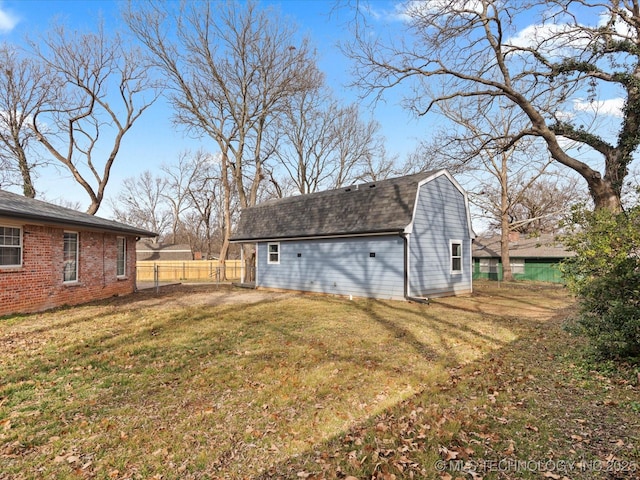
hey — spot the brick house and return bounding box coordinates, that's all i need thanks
[0,190,156,316]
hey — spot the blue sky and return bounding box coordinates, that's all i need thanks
[0,0,430,215]
[0,0,628,222]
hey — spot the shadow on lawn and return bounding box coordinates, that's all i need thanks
[1,283,589,480]
[0,289,288,387]
[250,349,591,479]
[367,299,515,352]
[250,287,578,479]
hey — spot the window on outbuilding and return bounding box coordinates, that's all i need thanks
[450,240,463,274]
[267,242,280,264]
[0,226,22,267]
[63,232,79,283]
[117,237,127,277]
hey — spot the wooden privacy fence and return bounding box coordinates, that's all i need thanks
[136,260,244,283]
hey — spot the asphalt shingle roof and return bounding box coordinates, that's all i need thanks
[136,240,193,261]
[231,171,442,242]
[473,233,575,258]
[0,189,157,237]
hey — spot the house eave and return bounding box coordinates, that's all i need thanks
[230,229,404,243]
[0,211,157,238]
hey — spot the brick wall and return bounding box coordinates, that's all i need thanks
[0,224,139,316]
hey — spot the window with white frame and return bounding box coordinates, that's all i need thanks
[117,237,127,277]
[267,242,280,264]
[450,240,463,274]
[63,232,79,283]
[510,259,525,275]
[479,258,499,274]
[0,226,22,267]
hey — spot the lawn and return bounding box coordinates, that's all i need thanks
[0,282,638,479]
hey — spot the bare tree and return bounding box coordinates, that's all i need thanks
[111,170,169,238]
[272,78,338,195]
[272,75,395,195]
[163,150,231,260]
[125,0,317,269]
[355,143,397,183]
[0,45,54,197]
[110,151,235,261]
[507,175,582,235]
[410,98,580,280]
[184,153,230,261]
[329,104,390,187]
[160,152,200,244]
[346,0,640,212]
[29,23,158,214]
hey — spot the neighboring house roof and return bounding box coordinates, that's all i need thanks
[473,233,575,259]
[231,170,461,242]
[0,189,156,237]
[136,241,193,261]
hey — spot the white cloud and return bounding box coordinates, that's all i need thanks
[507,22,591,56]
[553,98,624,129]
[573,97,624,118]
[392,0,485,23]
[598,10,634,39]
[0,5,18,33]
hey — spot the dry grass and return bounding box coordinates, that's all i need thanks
[1,282,637,479]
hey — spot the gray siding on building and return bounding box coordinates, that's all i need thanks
[408,175,472,297]
[256,235,406,300]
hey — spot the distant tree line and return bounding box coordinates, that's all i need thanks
[2,0,639,286]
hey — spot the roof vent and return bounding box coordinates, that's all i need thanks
[345,187,352,192]
[369,184,376,188]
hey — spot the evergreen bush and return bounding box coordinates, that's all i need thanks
[561,204,640,361]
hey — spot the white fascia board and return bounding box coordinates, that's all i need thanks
[403,169,476,239]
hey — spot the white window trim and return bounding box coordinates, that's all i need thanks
[267,242,280,265]
[117,236,127,278]
[0,225,23,268]
[510,258,525,275]
[450,239,463,275]
[63,231,79,283]
[479,258,499,274]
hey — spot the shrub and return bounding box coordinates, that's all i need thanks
[561,204,640,361]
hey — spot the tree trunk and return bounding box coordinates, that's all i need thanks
[218,149,233,281]
[499,152,513,282]
[500,222,513,282]
[242,243,255,283]
[218,236,229,281]
[589,177,623,213]
[17,150,35,198]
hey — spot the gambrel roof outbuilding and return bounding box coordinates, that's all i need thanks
[232,170,473,242]
[232,170,474,300]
